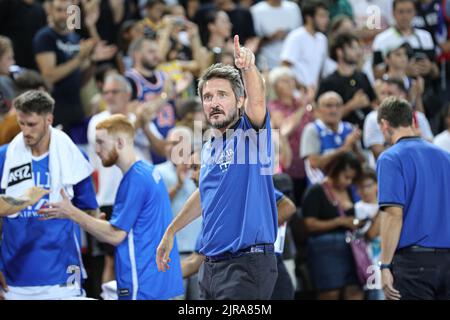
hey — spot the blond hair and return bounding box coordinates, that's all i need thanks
[96,114,135,139]
[0,36,12,59]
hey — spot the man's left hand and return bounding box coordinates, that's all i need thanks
[233,35,255,71]
[382,268,401,300]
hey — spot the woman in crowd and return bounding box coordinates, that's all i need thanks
[302,151,364,300]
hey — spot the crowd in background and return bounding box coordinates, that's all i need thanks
[1,0,450,300]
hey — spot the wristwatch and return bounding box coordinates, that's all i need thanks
[378,261,392,270]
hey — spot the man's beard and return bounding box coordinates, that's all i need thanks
[142,59,156,72]
[313,20,323,33]
[343,53,358,66]
[101,148,119,167]
[206,108,239,129]
[53,19,68,33]
[24,125,48,148]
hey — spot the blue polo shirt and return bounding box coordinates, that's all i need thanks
[110,160,183,300]
[377,136,450,249]
[198,112,278,257]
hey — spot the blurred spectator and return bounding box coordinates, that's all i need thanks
[317,32,377,128]
[0,70,49,146]
[155,126,201,300]
[126,37,176,164]
[380,40,425,112]
[354,167,383,300]
[94,0,131,45]
[433,103,450,152]
[0,36,18,146]
[142,0,166,38]
[302,151,364,300]
[372,0,439,81]
[412,0,448,49]
[326,15,373,77]
[301,91,363,185]
[118,20,145,70]
[0,0,47,70]
[441,0,450,98]
[216,0,258,49]
[199,10,234,65]
[0,36,16,105]
[250,0,303,70]
[326,0,354,20]
[176,97,205,150]
[363,78,433,160]
[194,0,258,49]
[268,66,314,206]
[412,0,450,131]
[281,0,329,92]
[33,0,117,143]
[157,14,207,92]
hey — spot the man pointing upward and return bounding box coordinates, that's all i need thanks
[156,35,278,300]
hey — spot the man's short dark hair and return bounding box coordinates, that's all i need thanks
[13,90,55,115]
[381,77,408,95]
[14,70,49,94]
[377,96,413,128]
[393,0,416,11]
[302,0,328,23]
[329,32,359,62]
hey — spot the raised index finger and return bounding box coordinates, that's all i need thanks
[234,35,241,58]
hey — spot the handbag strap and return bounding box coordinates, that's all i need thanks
[321,181,346,218]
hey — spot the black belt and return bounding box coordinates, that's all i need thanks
[397,245,450,254]
[205,244,274,262]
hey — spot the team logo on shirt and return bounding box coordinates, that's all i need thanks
[217,149,234,173]
[7,163,32,187]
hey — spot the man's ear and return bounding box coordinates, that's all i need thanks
[117,136,125,150]
[380,119,389,131]
[237,96,245,109]
[46,113,54,126]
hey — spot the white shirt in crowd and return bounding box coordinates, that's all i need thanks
[433,130,450,153]
[250,0,302,70]
[372,26,435,58]
[354,201,382,290]
[280,26,328,87]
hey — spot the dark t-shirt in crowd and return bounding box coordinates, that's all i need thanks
[302,184,355,230]
[316,70,377,129]
[226,7,257,45]
[0,0,47,70]
[33,27,85,131]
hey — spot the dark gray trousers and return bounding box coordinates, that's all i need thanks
[198,253,278,300]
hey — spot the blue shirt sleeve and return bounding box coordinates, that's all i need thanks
[109,172,146,233]
[33,28,55,55]
[71,149,98,210]
[274,189,284,203]
[0,144,8,194]
[242,109,270,131]
[377,153,406,208]
[72,176,98,210]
